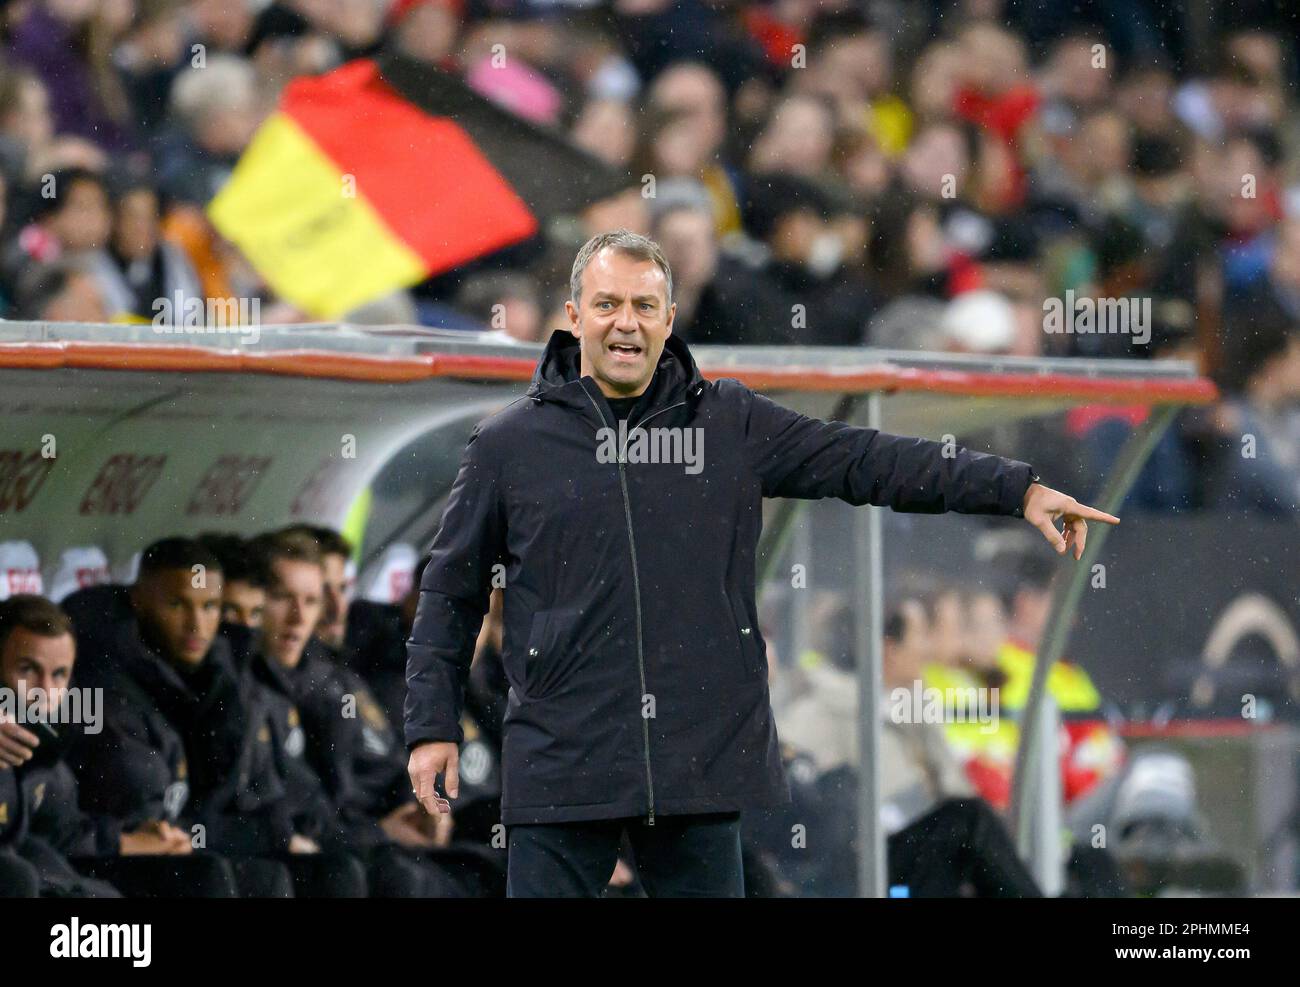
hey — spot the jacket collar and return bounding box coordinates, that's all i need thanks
[249,636,329,698]
[525,329,708,416]
[112,613,234,719]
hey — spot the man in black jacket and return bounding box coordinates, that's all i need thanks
[240,528,480,896]
[1,593,236,897]
[406,229,1119,897]
[66,539,357,897]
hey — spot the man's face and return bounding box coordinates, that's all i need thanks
[113,188,159,260]
[261,558,323,668]
[1012,587,1052,648]
[317,551,353,649]
[131,568,224,667]
[655,209,717,290]
[50,178,111,251]
[929,591,965,666]
[565,248,675,398]
[1,628,75,717]
[883,600,930,685]
[964,592,1007,669]
[649,65,726,158]
[903,125,968,198]
[222,579,265,629]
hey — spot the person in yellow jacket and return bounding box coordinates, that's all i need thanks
[922,587,1020,809]
[922,575,1123,808]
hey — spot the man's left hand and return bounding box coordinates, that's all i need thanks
[1022,483,1120,560]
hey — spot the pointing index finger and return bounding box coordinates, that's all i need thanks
[1069,503,1121,525]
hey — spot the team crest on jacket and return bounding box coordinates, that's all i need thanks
[286,707,306,758]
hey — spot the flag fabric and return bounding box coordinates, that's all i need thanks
[209,52,630,318]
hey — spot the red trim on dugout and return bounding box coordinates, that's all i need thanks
[1118,721,1283,739]
[0,342,1219,404]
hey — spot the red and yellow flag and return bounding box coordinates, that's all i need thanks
[210,55,628,318]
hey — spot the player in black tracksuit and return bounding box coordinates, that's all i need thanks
[0,768,41,896]
[291,634,503,896]
[19,755,244,897]
[66,586,293,850]
[242,528,489,896]
[1,591,236,897]
[0,594,116,897]
[64,544,364,897]
[337,574,507,894]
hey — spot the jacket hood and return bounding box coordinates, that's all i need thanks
[525,329,708,413]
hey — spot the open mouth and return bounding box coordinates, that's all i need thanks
[608,341,643,361]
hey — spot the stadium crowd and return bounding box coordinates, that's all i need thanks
[0,0,1297,512]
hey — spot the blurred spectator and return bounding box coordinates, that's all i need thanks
[456,271,545,344]
[571,98,637,170]
[5,0,137,153]
[748,93,837,180]
[0,65,108,179]
[389,0,463,67]
[1211,302,1300,515]
[645,61,743,235]
[83,176,203,322]
[155,54,262,206]
[5,167,111,276]
[115,0,189,136]
[744,171,876,344]
[777,591,1044,897]
[12,261,109,322]
[649,178,783,345]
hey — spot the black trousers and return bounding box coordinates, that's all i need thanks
[887,798,1043,898]
[507,812,744,898]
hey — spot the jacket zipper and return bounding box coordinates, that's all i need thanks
[582,389,688,826]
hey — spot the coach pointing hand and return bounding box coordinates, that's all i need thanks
[406,229,1116,897]
[1022,482,1120,560]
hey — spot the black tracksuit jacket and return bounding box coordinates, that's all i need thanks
[246,639,403,850]
[65,587,296,855]
[405,331,1036,825]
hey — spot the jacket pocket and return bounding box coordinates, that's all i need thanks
[727,590,764,679]
[522,607,584,700]
[523,609,555,699]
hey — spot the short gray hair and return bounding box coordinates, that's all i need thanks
[170,55,257,132]
[569,229,673,307]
